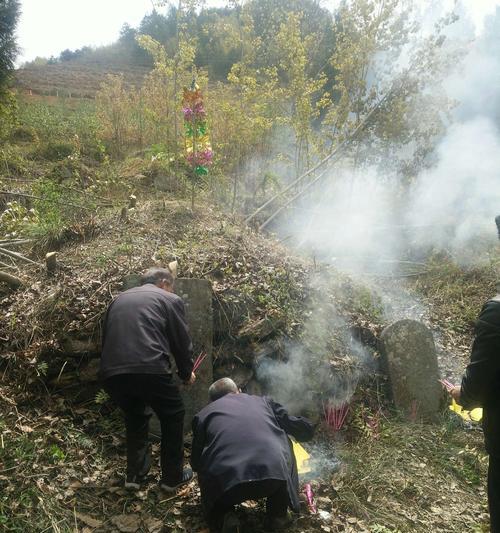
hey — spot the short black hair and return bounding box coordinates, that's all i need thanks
[141,267,174,286]
[208,377,238,402]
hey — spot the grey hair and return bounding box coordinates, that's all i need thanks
[209,378,239,402]
[141,267,174,287]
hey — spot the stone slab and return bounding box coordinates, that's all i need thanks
[380,319,441,421]
[174,278,213,431]
[119,275,213,436]
[149,278,213,437]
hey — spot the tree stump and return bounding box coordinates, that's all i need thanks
[45,252,57,275]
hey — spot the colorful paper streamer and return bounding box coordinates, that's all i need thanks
[183,82,212,176]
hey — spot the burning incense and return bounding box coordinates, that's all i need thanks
[304,483,317,514]
[323,401,349,431]
[193,351,207,373]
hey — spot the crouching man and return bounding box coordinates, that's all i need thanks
[191,378,315,532]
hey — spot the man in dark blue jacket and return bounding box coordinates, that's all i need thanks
[191,378,315,532]
[100,267,195,491]
[451,295,500,532]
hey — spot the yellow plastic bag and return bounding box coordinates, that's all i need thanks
[291,439,311,474]
[449,398,483,422]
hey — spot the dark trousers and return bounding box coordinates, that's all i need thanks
[489,455,500,533]
[104,374,185,484]
[208,479,289,531]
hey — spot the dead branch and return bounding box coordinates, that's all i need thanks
[0,190,94,211]
[0,239,33,246]
[0,246,40,265]
[0,271,23,288]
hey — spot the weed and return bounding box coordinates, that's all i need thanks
[94,389,110,405]
[47,444,65,463]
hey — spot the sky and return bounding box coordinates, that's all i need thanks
[15,0,500,66]
[16,0,224,65]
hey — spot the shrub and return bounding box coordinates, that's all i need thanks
[0,201,39,238]
[10,125,38,143]
[39,142,74,161]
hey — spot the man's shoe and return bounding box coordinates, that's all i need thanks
[124,474,147,490]
[221,511,240,533]
[159,467,193,493]
[263,513,292,531]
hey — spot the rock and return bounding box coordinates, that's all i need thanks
[380,319,442,421]
[176,278,213,419]
[154,174,179,192]
[238,317,278,341]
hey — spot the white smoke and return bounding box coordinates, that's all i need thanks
[283,6,500,265]
[255,273,375,414]
[407,117,500,255]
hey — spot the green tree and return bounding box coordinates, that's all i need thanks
[323,0,460,178]
[275,12,328,176]
[0,0,20,138]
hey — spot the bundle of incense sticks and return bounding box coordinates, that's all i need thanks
[439,378,455,392]
[304,483,317,514]
[323,401,349,431]
[193,351,207,373]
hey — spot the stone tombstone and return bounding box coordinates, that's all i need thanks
[149,278,213,436]
[120,275,213,437]
[174,278,213,431]
[380,319,441,421]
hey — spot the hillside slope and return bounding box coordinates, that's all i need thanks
[0,198,491,532]
[15,63,151,98]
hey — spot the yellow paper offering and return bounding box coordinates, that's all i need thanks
[291,439,311,474]
[449,398,483,422]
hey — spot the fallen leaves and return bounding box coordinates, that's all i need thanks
[111,514,141,533]
[75,512,103,529]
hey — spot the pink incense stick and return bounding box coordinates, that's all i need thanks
[439,379,455,392]
[193,352,207,373]
[323,401,349,431]
[304,483,317,514]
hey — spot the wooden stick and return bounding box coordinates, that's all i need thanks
[0,246,40,265]
[0,239,32,246]
[0,271,23,288]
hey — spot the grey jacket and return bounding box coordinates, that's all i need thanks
[100,284,193,381]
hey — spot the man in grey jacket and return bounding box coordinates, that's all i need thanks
[100,267,195,491]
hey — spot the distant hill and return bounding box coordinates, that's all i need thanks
[14,62,151,99]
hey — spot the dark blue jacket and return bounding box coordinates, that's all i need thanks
[191,393,314,514]
[461,297,500,456]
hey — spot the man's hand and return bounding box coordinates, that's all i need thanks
[450,385,461,404]
[183,372,196,386]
